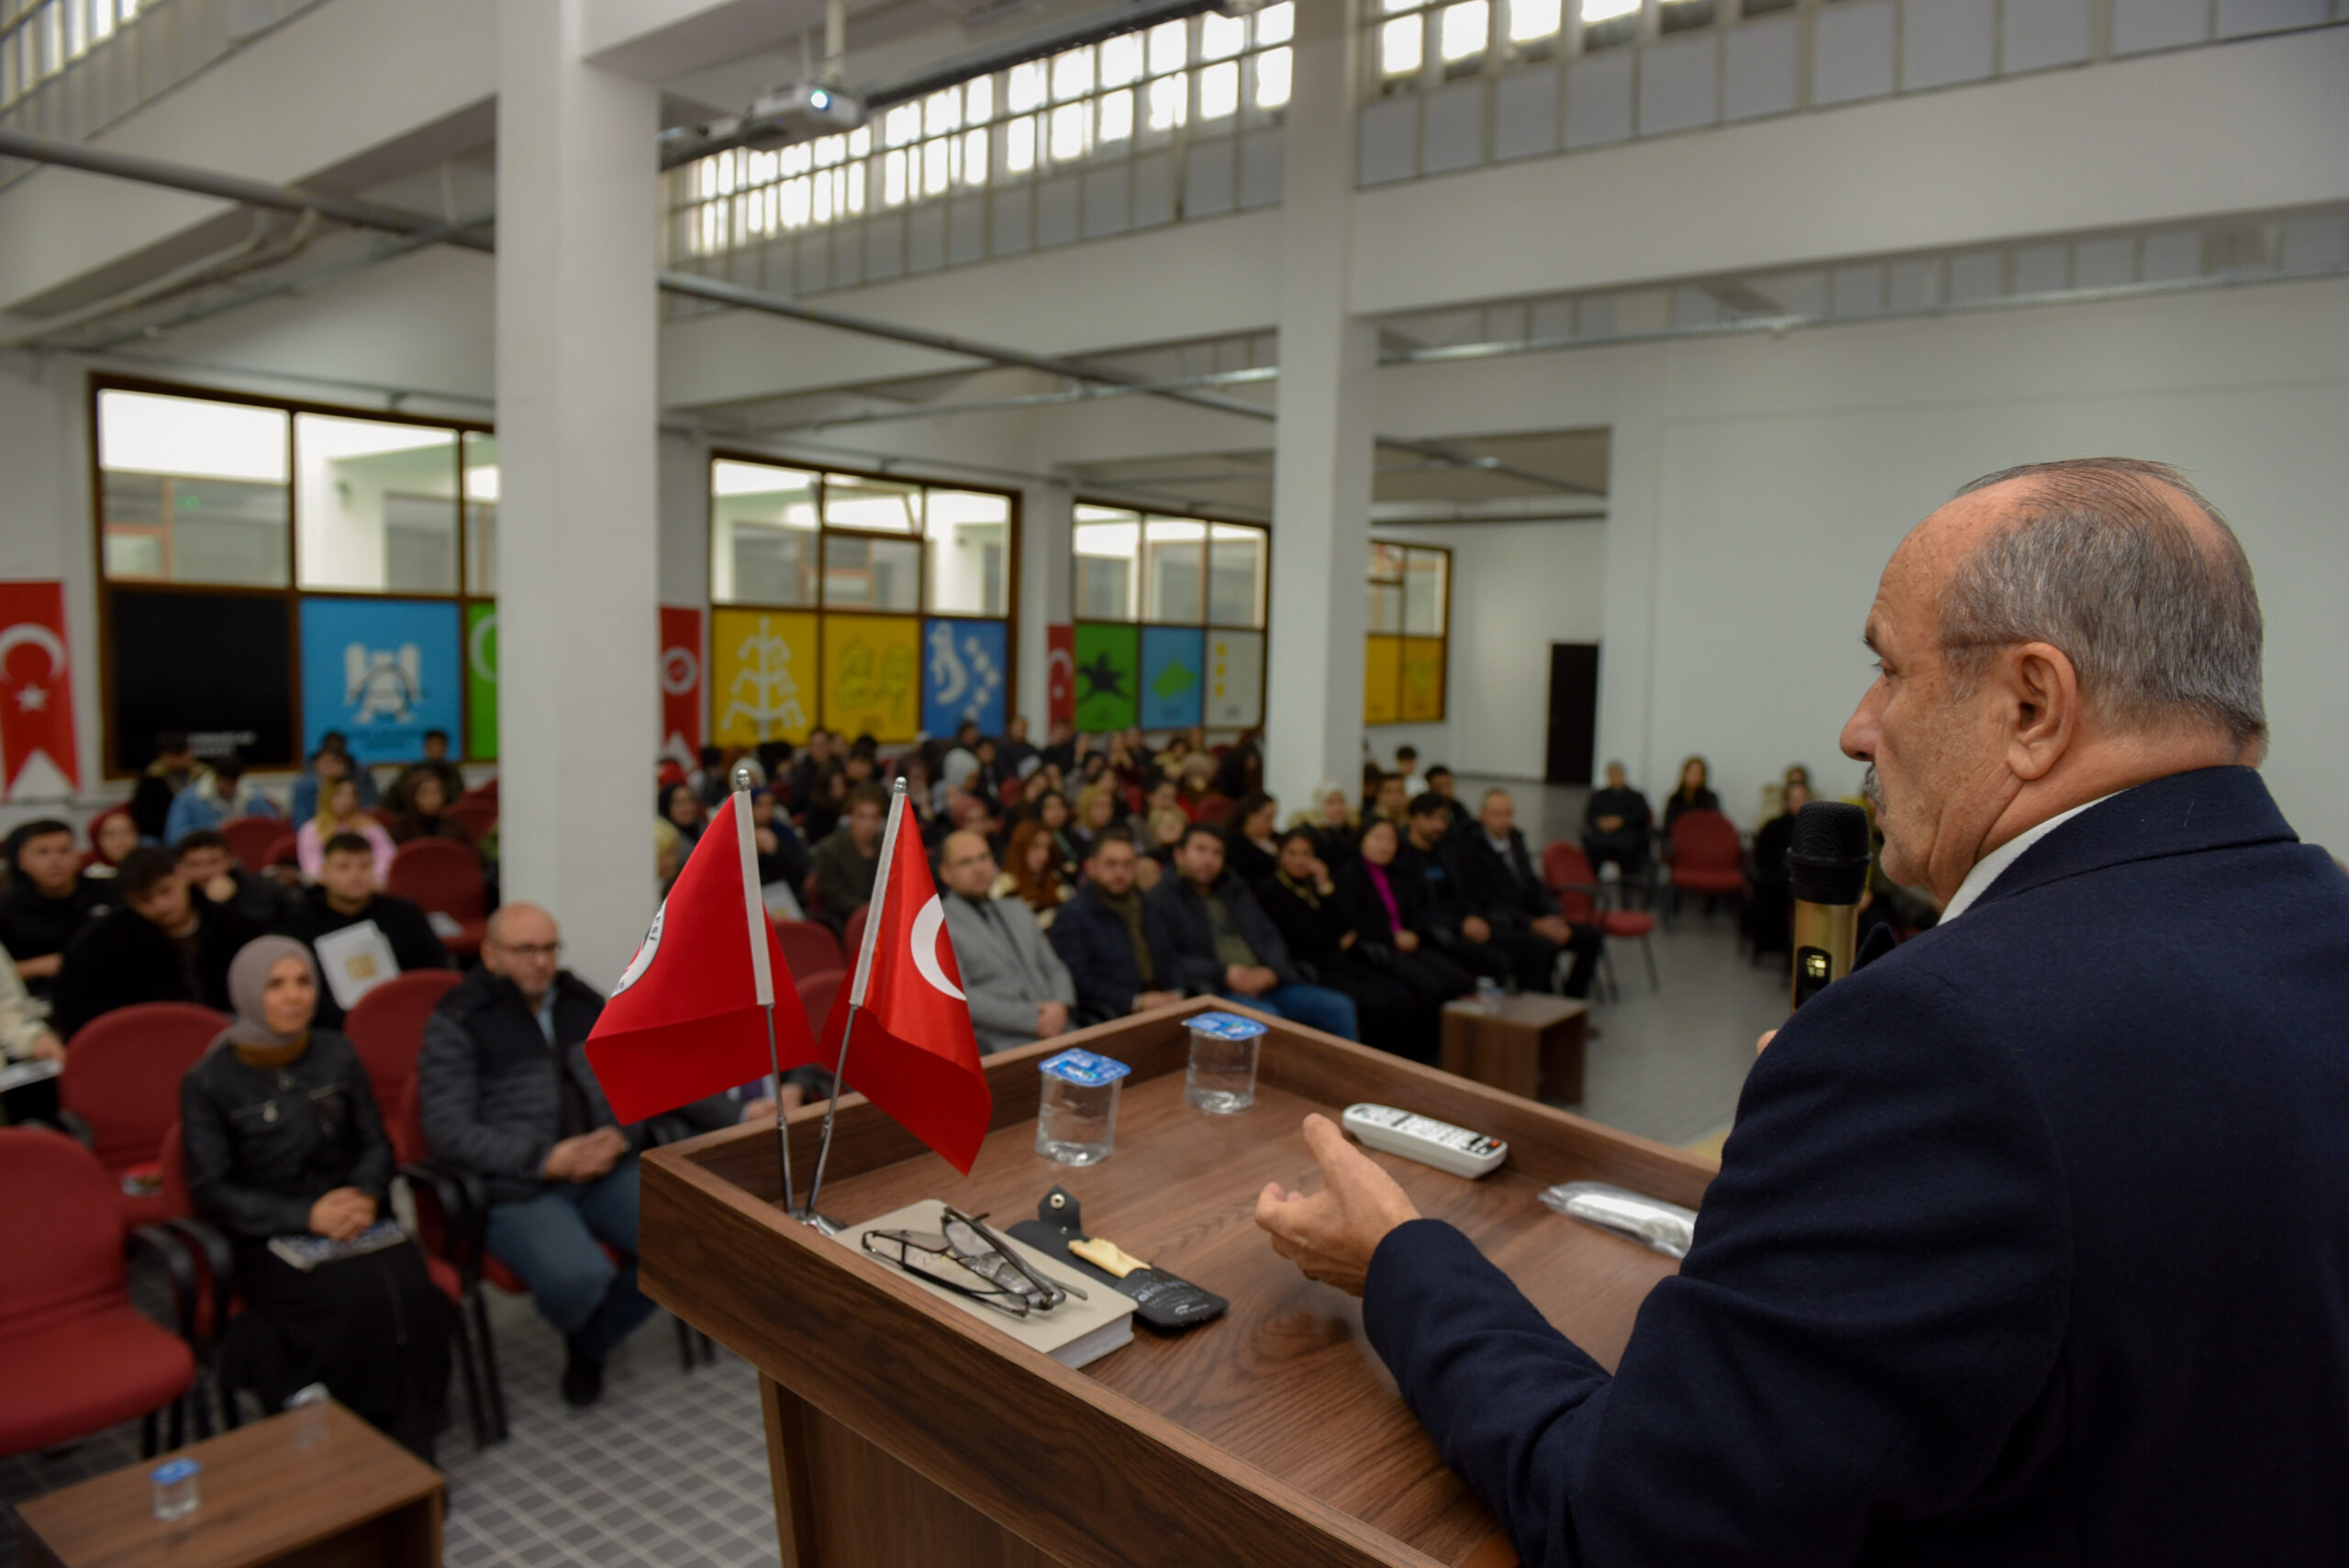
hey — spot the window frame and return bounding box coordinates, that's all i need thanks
[1069,496,1270,736]
[707,447,1023,744]
[1364,539,1452,726]
[88,373,497,778]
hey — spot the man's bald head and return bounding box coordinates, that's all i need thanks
[1921,458,2265,753]
[484,902,562,1003]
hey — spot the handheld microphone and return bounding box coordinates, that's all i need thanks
[1787,801,1872,1010]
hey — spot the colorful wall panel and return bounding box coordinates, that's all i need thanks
[298,597,462,766]
[711,608,818,746]
[822,614,921,741]
[1072,622,1140,733]
[1364,636,1402,725]
[921,618,1008,737]
[1139,626,1204,730]
[1204,630,1264,728]
[464,604,498,761]
[1398,637,1446,723]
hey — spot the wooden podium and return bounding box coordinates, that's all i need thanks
[640,998,1716,1568]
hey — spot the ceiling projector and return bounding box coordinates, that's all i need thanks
[739,83,868,147]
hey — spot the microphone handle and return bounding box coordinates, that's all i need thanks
[1790,898,1859,1010]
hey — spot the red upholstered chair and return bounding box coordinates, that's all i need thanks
[0,1128,199,1458]
[841,903,872,967]
[1666,809,1746,926]
[796,968,845,1045]
[59,1003,228,1231]
[774,919,847,985]
[262,832,298,869]
[220,816,287,871]
[446,797,498,842]
[1544,842,1661,1001]
[459,778,498,807]
[998,776,1024,813]
[345,969,465,1118]
[367,806,402,830]
[385,839,488,959]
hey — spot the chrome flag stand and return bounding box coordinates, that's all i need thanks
[799,776,908,1231]
[730,768,796,1219]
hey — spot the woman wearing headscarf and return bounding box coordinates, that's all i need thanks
[178,937,453,1459]
[87,806,139,874]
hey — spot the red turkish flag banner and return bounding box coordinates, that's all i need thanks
[819,793,993,1173]
[0,582,80,799]
[586,795,821,1122]
[1045,624,1074,727]
[658,606,703,773]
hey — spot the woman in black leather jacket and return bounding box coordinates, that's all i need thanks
[179,936,452,1459]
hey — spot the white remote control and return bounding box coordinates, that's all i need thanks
[1341,1104,1508,1179]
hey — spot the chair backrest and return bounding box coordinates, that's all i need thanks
[345,969,465,1117]
[385,838,486,919]
[1670,809,1743,873]
[60,1003,228,1174]
[262,832,299,868]
[774,919,847,984]
[219,816,285,871]
[460,778,498,806]
[157,1119,193,1222]
[446,798,498,840]
[796,968,844,1044]
[841,903,872,965]
[1542,840,1593,891]
[0,1129,133,1335]
[998,776,1024,811]
[367,806,402,830]
[1196,795,1234,828]
[391,1073,431,1166]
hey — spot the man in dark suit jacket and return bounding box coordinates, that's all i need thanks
[50,846,261,1038]
[1047,828,1185,1026]
[1450,789,1602,998]
[1255,459,2349,1564]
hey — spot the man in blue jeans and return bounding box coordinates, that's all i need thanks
[1146,825,1359,1040]
[417,904,764,1406]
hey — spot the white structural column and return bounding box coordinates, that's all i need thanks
[495,0,662,985]
[1017,480,1074,731]
[1264,0,1375,814]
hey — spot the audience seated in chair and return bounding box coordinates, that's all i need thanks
[416,905,757,1407]
[1220,792,1282,887]
[0,818,106,1000]
[1452,789,1603,999]
[1254,828,1444,1063]
[810,784,887,928]
[289,739,379,826]
[1392,795,1563,997]
[51,848,262,1038]
[0,941,64,1065]
[1330,818,1480,1008]
[1582,760,1653,882]
[1047,828,1186,1028]
[938,830,1079,1055]
[128,730,206,843]
[163,754,280,845]
[179,937,453,1458]
[1746,778,1809,959]
[389,729,465,817]
[990,820,1074,931]
[1661,753,1721,835]
[284,832,451,1031]
[298,778,395,885]
[173,829,296,934]
[390,772,474,851]
[1146,825,1359,1040]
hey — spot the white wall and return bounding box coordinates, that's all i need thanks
[1381,276,2349,854]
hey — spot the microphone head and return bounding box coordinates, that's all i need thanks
[1787,800,1872,905]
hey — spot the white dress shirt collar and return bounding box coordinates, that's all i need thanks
[1936,791,2121,926]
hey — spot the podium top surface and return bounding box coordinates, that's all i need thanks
[642,999,1716,1568]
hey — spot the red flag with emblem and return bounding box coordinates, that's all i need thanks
[818,791,993,1173]
[585,795,821,1122]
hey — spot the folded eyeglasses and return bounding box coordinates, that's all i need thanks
[862,1207,1088,1318]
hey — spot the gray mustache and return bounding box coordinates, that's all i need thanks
[1862,767,1885,814]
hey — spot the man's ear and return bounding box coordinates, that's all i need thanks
[2000,640,2080,783]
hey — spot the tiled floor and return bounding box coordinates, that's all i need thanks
[6,907,1780,1568]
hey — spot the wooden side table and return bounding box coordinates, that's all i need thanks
[1440,994,1590,1104]
[13,1403,442,1568]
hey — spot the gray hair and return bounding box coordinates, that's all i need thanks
[1943,458,2266,752]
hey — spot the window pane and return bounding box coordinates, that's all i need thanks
[1440,0,1488,61]
[1207,525,1265,627]
[1369,541,1406,582]
[463,432,497,595]
[1403,550,1447,634]
[1143,517,1205,623]
[97,390,290,587]
[925,489,1011,616]
[294,414,459,595]
[1509,0,1563,40]
[712,461,818,606]
[1380,15,1423,74]
[1074,507,1141,619]
[822,532,922,611]
[1199,60,1240,120]
[1100,87,1134,142]
[1147,18,1188,73]
[1255,2,1295,43]
[1367,582,1405,634]
[824,473,921,533]
[1052,45,1094,100]
[1100,32,1143,84]
[1148,73,1188,130]
[1199,10,1246,58]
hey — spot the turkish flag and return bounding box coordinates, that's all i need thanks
[0,581,80,799]
[658,606,703,773]
[818,794,993,1173]
[586,795,822,1123]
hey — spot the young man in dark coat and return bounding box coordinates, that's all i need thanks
[1143,826,1357,1040]
[1047,828,1185,1026]
[282,832,450,1029]
[50,846,261,1037]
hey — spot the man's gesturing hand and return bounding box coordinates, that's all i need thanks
[1254,1114,1423,1296]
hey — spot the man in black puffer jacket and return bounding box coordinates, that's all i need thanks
[417,901,749,1406]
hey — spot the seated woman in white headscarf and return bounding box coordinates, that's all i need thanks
[178,935,454,1459]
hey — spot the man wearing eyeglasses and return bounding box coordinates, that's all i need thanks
[417,902,768,1407]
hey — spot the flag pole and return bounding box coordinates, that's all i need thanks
[803,776,906,1229]
[730,768,794,1218]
